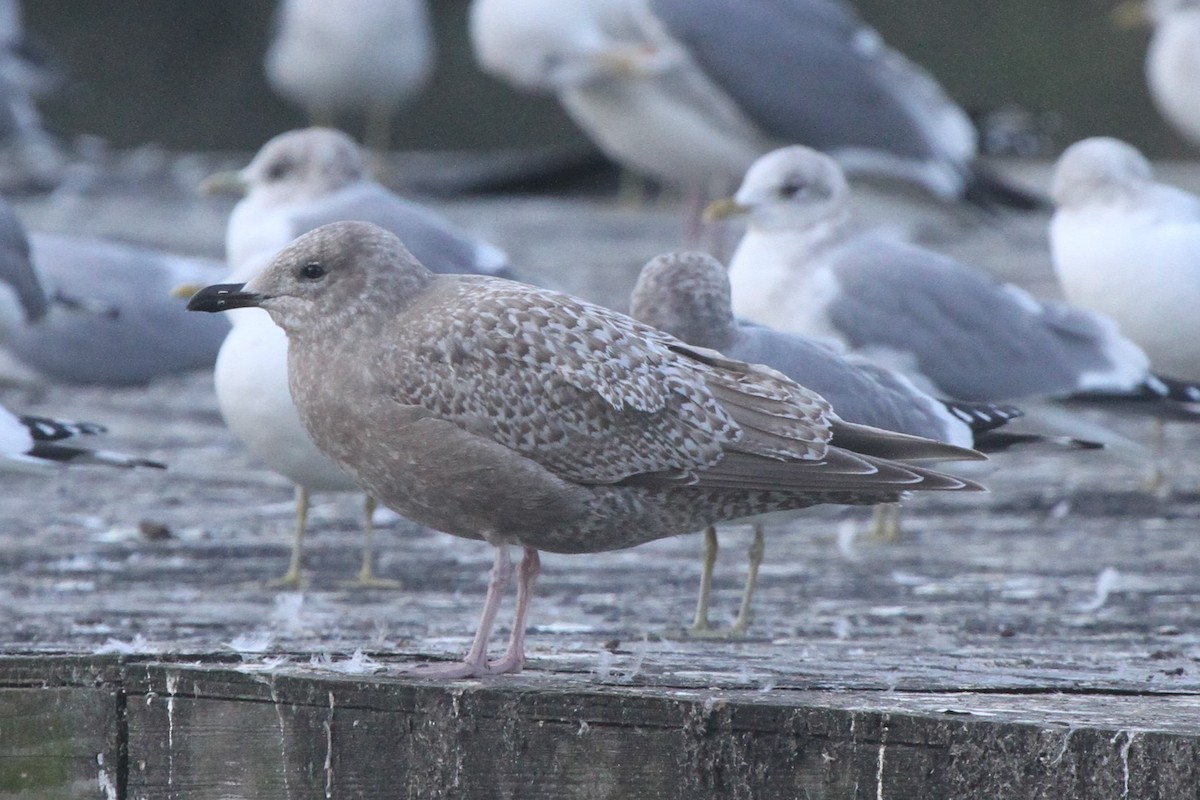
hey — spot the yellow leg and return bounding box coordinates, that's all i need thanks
[728,523,765,636]
[341,496,401,589]
[364,103,394,157]
[688,526,719,634]
[1141,417,1169,496]
[869,503,902,542]
[267,485,309,589]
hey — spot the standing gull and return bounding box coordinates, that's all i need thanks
[265,0,436,151]
[188,220,985,677]
[0,191,44,342]
[1,404,165,473]
[198,127,515,588]
[712,145,1192,409]
[1117,0,1200,147]
[469,0,1043,211]
[630,251,1083,634]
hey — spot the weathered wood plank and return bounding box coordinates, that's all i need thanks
[0,685,120,800]
[116,663,1200,800]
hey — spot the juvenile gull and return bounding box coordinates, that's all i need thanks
[469,0,1043,210]
[0,196,228,385]
[1,404,165,473]
[714,146,1191,409]
[632,251,1043,633]
[1050,137,1200,383]
[199,128,516,588]
[265,0,435,151]
[188,220,985,677]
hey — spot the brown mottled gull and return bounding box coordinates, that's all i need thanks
[187,220,984,678]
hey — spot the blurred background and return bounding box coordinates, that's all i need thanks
[21,0,1188,157]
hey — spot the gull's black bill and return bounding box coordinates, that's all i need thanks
[185,283,262,313]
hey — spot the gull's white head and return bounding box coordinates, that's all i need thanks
[728,146,851,234]
[469,0,642,91]
[239,127,369,205]
[1050,137,1154,209]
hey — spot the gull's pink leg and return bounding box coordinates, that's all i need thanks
[488,548,541,675]
[409,545,513,678]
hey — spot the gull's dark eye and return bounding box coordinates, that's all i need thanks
[299,262,326,281]
[779,180,806,198]
[265,158,294,182]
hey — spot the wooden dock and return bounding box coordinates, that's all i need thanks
[2,156,1200,798]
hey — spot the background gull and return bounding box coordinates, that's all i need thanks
[469,0,1043,212]
[0,191,44,342]
[0,0,63,188]
[714,145,1192,407]
[196,127,516,588]
[203,127,514,278]
[265,0,436,151]
[1,404,165,473]
[1050,137,1200,383]
[0,197,228,386]
[1049,136,1200,487]
[187,220,985,678]
[1117,0,1200,147]
[631,251,1099,634]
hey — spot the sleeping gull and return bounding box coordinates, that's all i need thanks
[1049,136,1200,487]
[1117,0,1200,147]
[0,197,228,385]
[1050,137,1200,383]
[630,251,1099,634]
[265,0,435,151]
[196,127,516,588]
[713,145,1193,410]
[469,0,1043,211]
[1,404,165,473]
[188,220,985,677]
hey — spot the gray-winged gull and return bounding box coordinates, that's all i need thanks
[0,0,63,186]
[713,145,1195,410]
[1049,136,1200,489]
[203,127,514,278]
[1050,137,1200,383]
[1117,0,1200,147]
[0,192,44,341]
[197,127,516,588]
[631,251,1102,634]
[469,0,1043,211]
[0,197,229,385]
[188,220,985,677]
[265,0,435,151]
[1,404,165,473]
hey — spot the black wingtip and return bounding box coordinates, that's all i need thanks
[185,283,260,313]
